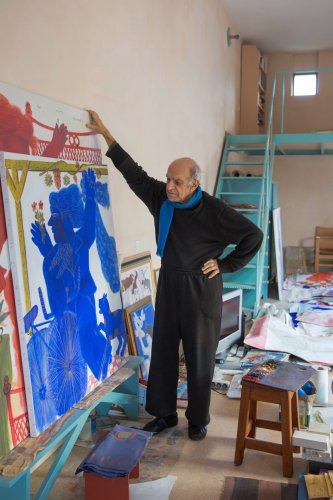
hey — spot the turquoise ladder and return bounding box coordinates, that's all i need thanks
[214,134,275,317]
[214,67,333,317]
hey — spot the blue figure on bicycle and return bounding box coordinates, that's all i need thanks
[31,169,111,384]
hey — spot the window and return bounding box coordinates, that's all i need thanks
[293,73,318,96]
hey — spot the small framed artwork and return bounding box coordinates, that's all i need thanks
[124,296,154,381]
[120,251,156,309]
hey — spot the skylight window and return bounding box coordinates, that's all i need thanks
[293,73,318,96]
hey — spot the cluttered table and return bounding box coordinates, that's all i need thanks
[214,273,333,488]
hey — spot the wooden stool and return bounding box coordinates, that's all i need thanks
[234,380,301,478]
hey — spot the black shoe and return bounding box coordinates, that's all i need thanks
[188,423,207,441]
[142,413,178,434]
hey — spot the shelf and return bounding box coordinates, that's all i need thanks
[240,44,267,134]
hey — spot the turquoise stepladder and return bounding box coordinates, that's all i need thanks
[215,67,333,317]
[214,133,275,317]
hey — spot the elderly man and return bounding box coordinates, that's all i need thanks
[87,111,263,440]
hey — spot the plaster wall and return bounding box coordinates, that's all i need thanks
[265,50,333,251]
[0,0,241,268]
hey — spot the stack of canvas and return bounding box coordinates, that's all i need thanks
[0,82,128,442]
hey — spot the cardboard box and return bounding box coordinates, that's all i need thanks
[292,430,330,451]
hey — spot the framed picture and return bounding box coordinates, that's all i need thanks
[124,296,154,381]
[120,252,156,309]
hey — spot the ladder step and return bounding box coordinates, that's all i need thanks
[243,306,255,314]
[220,176,262,179]
[227,146,266,152]
[219,192,261,196]
[245,264,267,269]
[223,282,257,290]
[227,134,267,144]
[224,161,265,166]
[233,208,259,213]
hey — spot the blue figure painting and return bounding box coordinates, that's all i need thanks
[1,154,128,436]
[31,169,111,380]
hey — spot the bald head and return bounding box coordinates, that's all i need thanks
[168,157,201,182]
[166,157,201,203]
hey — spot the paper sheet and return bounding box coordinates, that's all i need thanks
[245,314,333,364]
[130,475,177,499]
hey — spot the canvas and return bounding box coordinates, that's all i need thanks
[125,297,154,381]
[121,253,155,309]
[154,268,160,286]
[0,81,102,164]
[273,207,284,300]
[0,182,29,459]
[0,152,128,436]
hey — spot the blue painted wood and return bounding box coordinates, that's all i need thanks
[0,356,142,500]
[0,471,30,500]
[35,411,90,500]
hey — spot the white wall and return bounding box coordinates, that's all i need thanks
[265,50,333,250]
[0,0,241,268]
[273,156,333,248]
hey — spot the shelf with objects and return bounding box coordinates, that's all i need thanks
[240,44,268,135]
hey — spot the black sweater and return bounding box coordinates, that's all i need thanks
[107,143,263,274]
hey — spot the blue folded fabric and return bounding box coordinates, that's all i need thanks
[76,425,153,478]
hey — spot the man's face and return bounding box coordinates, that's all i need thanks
[166,158,199,203]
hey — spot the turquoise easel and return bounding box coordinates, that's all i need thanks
[0,356,141,500]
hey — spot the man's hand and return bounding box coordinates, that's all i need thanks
[202,259,220,279]
[86,110,115,147]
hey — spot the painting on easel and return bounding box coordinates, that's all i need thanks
[0,153,128,436]
[0,182,29,459]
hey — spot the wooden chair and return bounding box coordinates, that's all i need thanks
[314,226,333,272]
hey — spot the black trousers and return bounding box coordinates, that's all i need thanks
[145,265,222,427]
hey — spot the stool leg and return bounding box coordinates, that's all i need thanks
[291,392,300,453]
[280,391,293,478]
[291,392,300,430]
[234,386,251,466]
[248,399,257,438]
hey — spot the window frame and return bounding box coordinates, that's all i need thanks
[292,72,318,97]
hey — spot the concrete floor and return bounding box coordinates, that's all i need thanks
[30,388,308,499]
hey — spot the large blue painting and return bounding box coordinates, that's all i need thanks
[0,153,128,435]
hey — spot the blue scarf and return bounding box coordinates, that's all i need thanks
[157,186,203,257]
